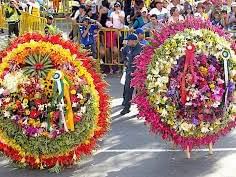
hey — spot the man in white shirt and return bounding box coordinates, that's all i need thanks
[149,0,168,22]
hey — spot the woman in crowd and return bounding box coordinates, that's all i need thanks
[110,1,125,29]
[98,0,109,27]
[168,6,184,23]
[132,6,149,29]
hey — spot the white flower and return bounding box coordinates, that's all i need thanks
[2,70,27,93]
[81,106,86,113]
[0,88,4,95]
[201,127,209,133]
[38,104,44,111]
[77,93,83,99]
[41,122,48,128]
[3,111,10,118]
[72,102,78,107]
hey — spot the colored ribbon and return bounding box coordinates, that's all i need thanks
[180,44,195,105]
[52,71,75,132]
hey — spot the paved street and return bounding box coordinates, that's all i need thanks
[0,75,236,177]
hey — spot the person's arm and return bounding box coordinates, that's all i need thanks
[82,25,91,38]
[132,18,139,29]
[119,11,125,24]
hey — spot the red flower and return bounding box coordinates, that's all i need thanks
[30,109,40,119]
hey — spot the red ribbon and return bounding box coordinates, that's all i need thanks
[180,44,195,105]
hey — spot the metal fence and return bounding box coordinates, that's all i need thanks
[19,12,47,35]
[0,5,7,29]
[97,28,133,66]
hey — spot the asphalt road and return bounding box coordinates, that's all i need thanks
[0,75,236,177]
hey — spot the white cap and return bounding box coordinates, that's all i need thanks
[71,1,80,7]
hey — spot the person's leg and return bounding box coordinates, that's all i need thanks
[121,72,134,115]
[91,43,97,59]
[14,22,19,37]
[8,23,14,37]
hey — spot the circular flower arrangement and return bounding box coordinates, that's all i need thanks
[132,19,236,150]
[0,33,110,170]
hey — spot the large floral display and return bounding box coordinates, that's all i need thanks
[0,33,110,170]
[132,19,236,150]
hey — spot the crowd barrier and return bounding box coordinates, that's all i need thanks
[0,5,7,29]
[19,12,47,35]
[97,28,134,67]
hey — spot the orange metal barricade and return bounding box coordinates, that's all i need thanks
[97,28,132,67]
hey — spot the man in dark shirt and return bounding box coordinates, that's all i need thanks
[121,34,143,115]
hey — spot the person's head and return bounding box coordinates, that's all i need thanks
[79,4,86,14]
[71,1,80,11]
[126,33,138,47]
[172,0,179,6]
[114,1,121,11]
[185,4,193,15]
[150,14,158,25]
[231,2,236,13]
[9,0,16,7]
[102,0,110,8]
[170,7,179,17]
[47,15,54,25]
[155,0,163,10]
[197,3,204,13]
[213,11,221,20]
[141,7,148,17]
[135,28,145,40]
[82,17,91,26]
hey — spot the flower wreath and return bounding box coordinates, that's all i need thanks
[132,19,236,150]
[0,33,110,171]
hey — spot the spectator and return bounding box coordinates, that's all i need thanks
[149,0,168,22]
[98,0,109,27]
[120,33,143,115]
[194,3,208,20]
[228,2,236,30]
[167,0,184,15]
[168,6,184,23]
[142,14,164,32]
[5,0,21,37]
[45,15,61,35]
[77,5,88,23]
[100,21,119,74]
[135,28,148,45]
[221,9,228,29]
[130,0,144,23]
[69,4,88,41]
[80,17,103,58]
[211,10,223,28]
[110,1,125,29]
[70,1,80,21]
[183,4,193,19]
[132,7,148,29]
[27,0,40,17]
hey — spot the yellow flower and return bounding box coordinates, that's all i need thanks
[70,89,76,95]
[25,109,30,115]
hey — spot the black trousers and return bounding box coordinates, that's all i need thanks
[8,22,19,37]
[123,71,134,110]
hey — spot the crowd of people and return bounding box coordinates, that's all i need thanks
[65,0,236,67]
